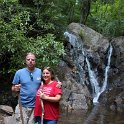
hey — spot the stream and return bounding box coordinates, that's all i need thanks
[58,104,124,124]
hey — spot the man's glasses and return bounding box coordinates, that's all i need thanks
[30,73,33,81]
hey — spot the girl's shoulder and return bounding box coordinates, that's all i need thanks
[52,80,62,88]
[51,80,59,86]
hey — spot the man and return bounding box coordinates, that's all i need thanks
[11,52,41,124]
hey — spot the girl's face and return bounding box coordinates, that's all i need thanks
[42,69,51,83]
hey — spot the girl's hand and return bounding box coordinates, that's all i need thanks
[40,91,47,100]
[40,91,44,98]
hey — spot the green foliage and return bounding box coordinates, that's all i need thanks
[0,0,123,83]
[87,0,124,37]
[79,29,85,40]
[0,0,65,78]
[24,34,65,67]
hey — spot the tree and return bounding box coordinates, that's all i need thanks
[79,0,91,24]
[87,0,124,37]
[0,0,65,83]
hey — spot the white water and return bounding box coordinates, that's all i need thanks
[64,31,85,84]
[64,31,78,47]
[93,45,113,103]
[86,57,100,96]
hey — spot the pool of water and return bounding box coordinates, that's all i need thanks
[58,104,124,124]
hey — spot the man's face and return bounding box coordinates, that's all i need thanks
[26,54,36,69]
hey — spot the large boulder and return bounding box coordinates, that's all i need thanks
[57,23,124,111]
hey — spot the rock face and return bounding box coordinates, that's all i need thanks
[0,105,13,115]
[0,105,14,124]
[110,36,124,87]
[56,23,124,111]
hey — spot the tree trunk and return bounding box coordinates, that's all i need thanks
[80,0,91,24]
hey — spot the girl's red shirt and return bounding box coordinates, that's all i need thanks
[34,81,62,120]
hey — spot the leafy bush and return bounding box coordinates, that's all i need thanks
[87,0,124,37]
[0,0,65,78]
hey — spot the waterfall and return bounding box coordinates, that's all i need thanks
[64,31,85,84]
[93,45,113,103]
[85,57,100,96]
[64,32,79,47]
[64,31,113,104]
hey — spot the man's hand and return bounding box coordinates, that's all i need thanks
[12,84,21,92]
[56,82,62,88]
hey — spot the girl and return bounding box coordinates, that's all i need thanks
[34,67,62,124]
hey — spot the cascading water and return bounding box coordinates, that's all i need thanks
[64,32,79,47]
[64,31,113,104]
[85,57,100,98]
[93,44,113,103]
[64,31,85,84]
